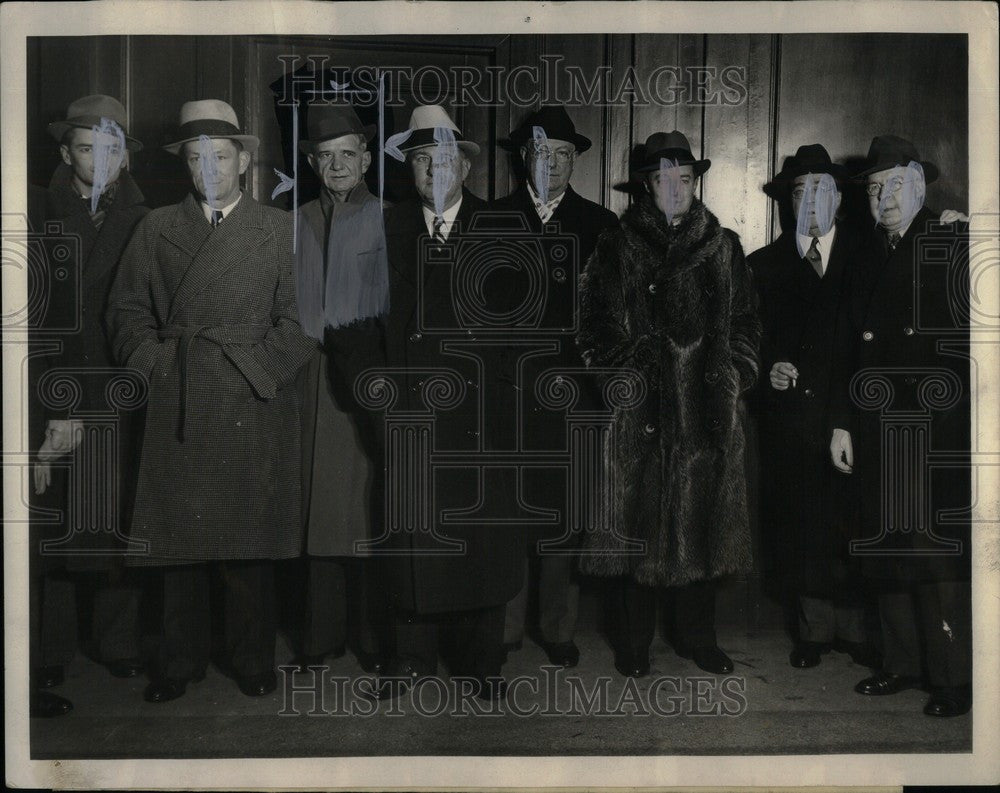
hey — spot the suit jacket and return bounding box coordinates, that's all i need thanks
[106,192,315,563]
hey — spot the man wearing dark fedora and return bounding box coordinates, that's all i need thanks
[492,106,617,669]
[29,94,148,718]
[290,103,390,675]
[107,99,314,703]
[749,143,879,672]
[828,134,972,717]
[578,130,760,679]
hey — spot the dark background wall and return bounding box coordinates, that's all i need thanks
[26,33,970,630]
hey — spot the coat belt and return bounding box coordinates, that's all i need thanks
[157,323,273,441]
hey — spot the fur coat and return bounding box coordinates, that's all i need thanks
[577,196,760,587]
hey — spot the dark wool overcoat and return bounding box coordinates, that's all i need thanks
[380,190,527,614]
[829,207,970,583]
[106,192,315,564]
[750,223,864,595]
[577,196,760,588]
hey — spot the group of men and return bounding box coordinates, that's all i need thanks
[28,90,971,721]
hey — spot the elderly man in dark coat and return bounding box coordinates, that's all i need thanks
[291,103,389,675]
[107,99,314,703]
[491,106,617,669]
[368,105,526,700]
[829,135,972,717]
[749,144,880,671]
[29,95,148,718]
[577,131,760,678]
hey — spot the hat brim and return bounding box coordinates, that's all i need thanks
[164,134,260,156]
[298,124,377,154]
[854,159,939,184]
[503,131,592,154]
[399,140,480,157]
[48,121,143,152]
[763,166,849,199]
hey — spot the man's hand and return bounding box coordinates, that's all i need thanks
[769,361,799,390]
[939,209,969,224]
[34,462,52,495]
[39,420,83,461]
[830,428,853,473]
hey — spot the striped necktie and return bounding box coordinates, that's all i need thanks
[432,215,446,244]
[210,209,224,228]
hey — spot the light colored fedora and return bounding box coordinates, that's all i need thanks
[47,94,142,151]
[396,105,480,156]
[163,99,259,156]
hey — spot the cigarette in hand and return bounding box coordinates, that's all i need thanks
[790,376,797,388]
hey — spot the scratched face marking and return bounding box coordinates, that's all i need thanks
[431,126,459,218]
[197,134,221,207]
[88,117,126,213]
[793,172,839,240]
[531,125,550,204]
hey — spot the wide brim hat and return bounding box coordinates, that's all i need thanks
[47,94,142,152]
[163,99,260,156]
[854,134,939,184]
[396,104,480,157]
[503,105,592,154]
[299,103,376,154]
[764,143,849,199]
[631,130,710,176]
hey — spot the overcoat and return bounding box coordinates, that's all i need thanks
[379,190,526,613]
[30,166,149,571]
[750,224,863,594]
[829,206,970,583]
[106,192,315,564]
[577,196,760,588]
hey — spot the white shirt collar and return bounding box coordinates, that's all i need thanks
[422,197,463,240]
[526,181,567,220]
[796,223,837,273]
[201,192,242,223]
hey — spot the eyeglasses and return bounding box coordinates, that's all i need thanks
[866,178,912,198]
[530,145,574,164]
[791,183,836,200]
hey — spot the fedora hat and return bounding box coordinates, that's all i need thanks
[47,94,142,152]
[395,105,480,157]
[504,106,591,153]
[633,131,710,176]
[764,143,848,199]
[299,104,376,154]
[163,99,259,156]
[854,135,938,184]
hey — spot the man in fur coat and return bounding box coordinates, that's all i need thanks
[577,131,760,678]
[107,100,314,703]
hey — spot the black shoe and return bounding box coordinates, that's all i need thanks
[362,662,425,701]
[144,678,190,703]
[789,641,828,669]
[30,690,73,718]
[34,665,64,689]
[613,649,650,678]
[106,658,144,679]
[474,676,508,702]
[854,671,921,696]
[541,640,580,668]
[679,645,734,675]
[923,686,972,717]
[237,670,278,697]
[833,639,882,669]
[356,650,386,675]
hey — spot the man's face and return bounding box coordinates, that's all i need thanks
[792,173,841,237]
[646,163,697,222]
[60,127,125,193]
[183,138,250,206]
[521,137,576,200]
[866,164,926,233]
[408,146,471,214]
[308,134,371,201]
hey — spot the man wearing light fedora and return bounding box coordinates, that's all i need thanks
[492,106,617,669]
[107,99,314,703]
[749,143,880,672]
[828,135,972,717]
[29,94,148,718]
[370,104,526,700]
[291,103,390,675]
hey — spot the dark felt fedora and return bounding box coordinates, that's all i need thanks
[854,135,939,184]
[163,99,259,156]
[764,143,848,199]
[47,94,142,152]
[299,104,376,154]
[632,131,710,176]
[504,106,592,153]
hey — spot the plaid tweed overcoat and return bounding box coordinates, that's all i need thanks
[106,192,314,563]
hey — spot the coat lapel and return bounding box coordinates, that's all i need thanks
[84,173,146,288]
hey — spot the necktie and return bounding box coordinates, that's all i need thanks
[804,236,823,278]
[887,231,901,251]
[432,216,446,244]
[210,209,223,228]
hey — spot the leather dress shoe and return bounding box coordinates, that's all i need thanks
[106,658,144,679]
[362,662,426,701]
[789,641,828,669]
[833,639,882,669]
[30,690,73,718]
[613,649,650,678]
[144,673,204,704]
[237,670,278,697]
[356,650,386,675]
[34,665,65,689]
[854,671,921,696]
[923,686,972,717]
[541,640,580,668]
[679,645,734,675]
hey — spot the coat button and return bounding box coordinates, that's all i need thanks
[709,418,721,428]
[903,326,915,336]
[648,283,657,294]
[644,423,656,434]
[705,371,719,384]
[804,388,814,397]
[409,332,423,343]
[862,330,874,342]
[553,269,567,283]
